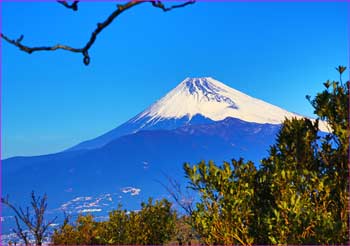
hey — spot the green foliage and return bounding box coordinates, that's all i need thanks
[260,118,338,244]
[135,198,177,245]
[52,198,177,245]
[184,159,257,244]
[184,66,349,244]
[52,214,101,245]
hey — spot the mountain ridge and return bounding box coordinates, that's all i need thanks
[68,77,319,152]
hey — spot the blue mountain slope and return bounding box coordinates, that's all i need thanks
[3,118,280,211]
[67,114,214,151]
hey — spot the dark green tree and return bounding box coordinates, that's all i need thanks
[184,66,349,244]
[306,65,349,242]
[259,118,336,244]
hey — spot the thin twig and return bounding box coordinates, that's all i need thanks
[156,172,194,215]
[151,0,195,11]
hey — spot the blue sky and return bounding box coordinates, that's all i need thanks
[1,1,349,158]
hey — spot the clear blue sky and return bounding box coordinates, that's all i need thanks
[1,1,349,158]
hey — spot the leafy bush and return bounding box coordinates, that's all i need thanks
[52,198,177,245]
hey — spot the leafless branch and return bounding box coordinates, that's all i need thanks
[58,1,79,11]
[157,172,194,215]
[1,33,82,55]
[1,191,57,245]
[151,0,195,11]
[1,0,195,65]
[13,216,30,246]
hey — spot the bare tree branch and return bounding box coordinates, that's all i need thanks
[157,172,195,216]
[58,1,79,11]
[13,216,30,246]
[1,0,195,65]
[151,0,195,12]
[1,33,82,54]
[1,191,57,245]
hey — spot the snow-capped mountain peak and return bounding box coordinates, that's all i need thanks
[135,77,301,124]
[67,76,328,152]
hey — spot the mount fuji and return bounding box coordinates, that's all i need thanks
[68,77,321,152]
[2,77,326,237]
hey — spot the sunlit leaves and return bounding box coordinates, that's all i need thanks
[52,198,177,245]
[184,159,257,245]
[335,65,346,75]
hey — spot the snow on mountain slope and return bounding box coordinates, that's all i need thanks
[68,77,328,151]
[135,77,301,124]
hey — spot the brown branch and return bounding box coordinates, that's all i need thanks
[150,0,195,12]
[83,0,145,56]
[1,33,82,54]
[58,1,79,11]
[1,33,83,58]
[1,0,195,65]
